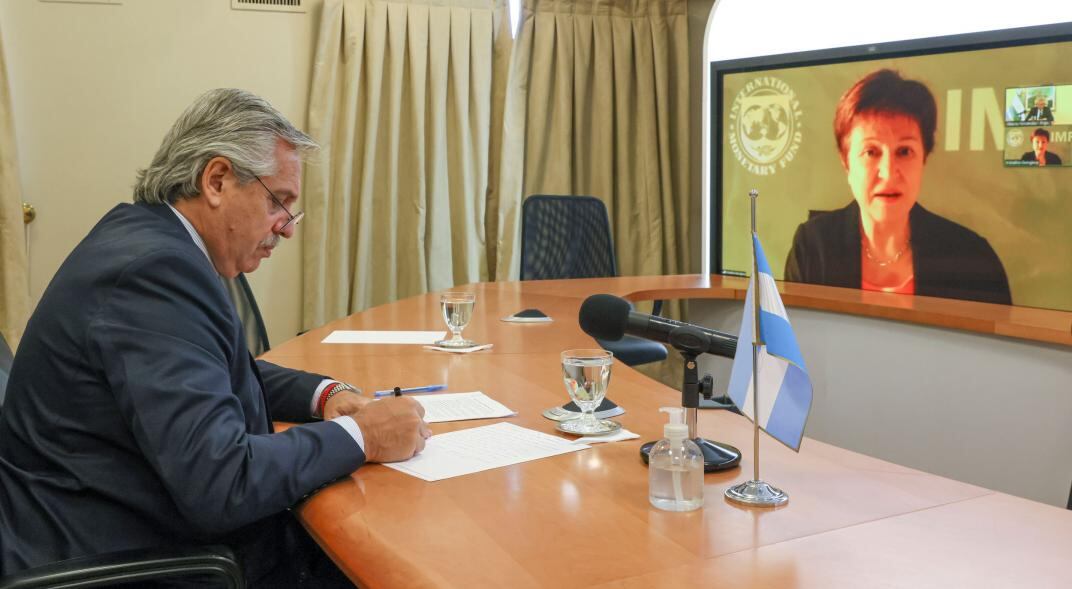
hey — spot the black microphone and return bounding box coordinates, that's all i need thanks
[580,293,743,473]
[578,294,737,358]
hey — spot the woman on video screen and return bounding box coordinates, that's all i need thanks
[784,69,1011,305]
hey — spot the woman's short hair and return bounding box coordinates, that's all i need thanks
[833,69,937,162]
[133,88,318,205]
[1032,128,1051,141]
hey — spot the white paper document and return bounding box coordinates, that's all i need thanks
[572,429,640,445]
[500,315,553,323]
[321,330,446,345]
[414,392,516,423]
[384,422,590,482]
[422,343,494,354]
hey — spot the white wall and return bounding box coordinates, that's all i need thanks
[691,298,1072,507]
[0,0,324,345]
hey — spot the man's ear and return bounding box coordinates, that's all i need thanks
[200,157,232,209]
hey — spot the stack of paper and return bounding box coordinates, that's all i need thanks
[321,331,445,344]
[384,422,589,482]
[414,392,515,423]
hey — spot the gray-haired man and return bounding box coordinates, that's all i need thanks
[0,89,429,586]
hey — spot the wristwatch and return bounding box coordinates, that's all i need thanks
[318,382,360,417]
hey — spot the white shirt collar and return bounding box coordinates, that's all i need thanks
[166,203,216,272]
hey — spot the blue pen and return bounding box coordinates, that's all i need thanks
[373,384,447,398]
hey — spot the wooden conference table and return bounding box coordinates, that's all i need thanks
[264,276,1072,588]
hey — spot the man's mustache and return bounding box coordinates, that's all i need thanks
[260,234,280,249]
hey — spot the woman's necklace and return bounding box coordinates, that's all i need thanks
[863,239,911,267]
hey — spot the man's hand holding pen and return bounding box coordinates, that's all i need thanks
[355,397,433,462]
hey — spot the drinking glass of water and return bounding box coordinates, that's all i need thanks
[559,349,620,435]
[435,292,477,348]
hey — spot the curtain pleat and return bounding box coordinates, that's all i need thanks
[305,0,688,329]
[304,0,504,329]
[0,26,29,349]
[496,0,690,280]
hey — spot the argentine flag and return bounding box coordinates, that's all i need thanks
[727,235,813,451]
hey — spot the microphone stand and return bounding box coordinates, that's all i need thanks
[640,328,742,472]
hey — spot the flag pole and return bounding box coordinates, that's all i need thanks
[725,189,789,507]
[750,190,762,485]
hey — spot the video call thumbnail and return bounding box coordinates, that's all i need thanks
[1003,125,1070,167]
[1003,84,1070,167]
[1004,85,1064,126]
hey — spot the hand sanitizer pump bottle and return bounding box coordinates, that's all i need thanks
[648,407,704,511]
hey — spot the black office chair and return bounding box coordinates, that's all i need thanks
[225,273,271,356]
[520,195,668,367]
[0,331,12,412]
[0,337,245,588]
[0,546,244,589]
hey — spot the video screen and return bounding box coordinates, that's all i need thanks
[713,23,1072,312]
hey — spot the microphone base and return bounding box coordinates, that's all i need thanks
[640,438,741,472]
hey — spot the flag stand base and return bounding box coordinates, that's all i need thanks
[725,480,788,507]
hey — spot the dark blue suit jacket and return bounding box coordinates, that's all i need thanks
[0,202,365,576]
[784,201,1011,305]
[1020,150,1063,165]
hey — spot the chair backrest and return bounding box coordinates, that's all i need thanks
[0,332,12,411]
[224,273,271,357]
[520,195,617,280]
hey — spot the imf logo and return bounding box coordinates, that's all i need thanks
[728,77,803,176]
[1005,127,1025,148]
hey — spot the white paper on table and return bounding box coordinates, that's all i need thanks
[571,429,640,445]
[422,343,493,354]
[500,315,553,323]
[414,392,517,423]
[383,422,590,482]
[321,330,446,345]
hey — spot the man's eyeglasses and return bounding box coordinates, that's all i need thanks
[255,176,304,232]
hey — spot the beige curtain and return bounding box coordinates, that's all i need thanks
[0,27,29,349]
[495,0,691,281]
[304,0,509,329]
